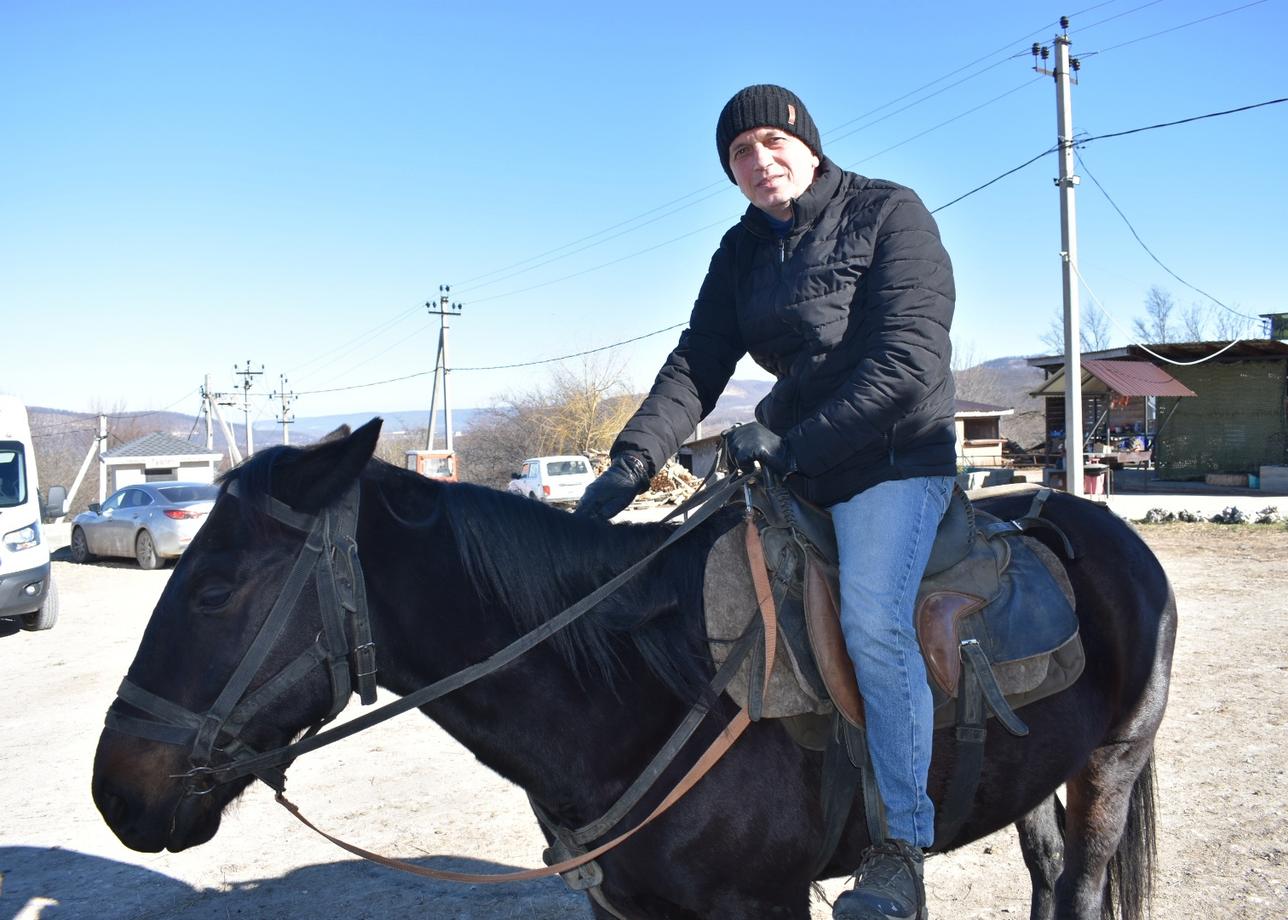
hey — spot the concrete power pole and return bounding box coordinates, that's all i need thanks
[97,414,108,504]
[272,374,295,446]
[202,374,214,451]
[425,286,464,453]
[1034,17,1084,497]
[233,360,264,457]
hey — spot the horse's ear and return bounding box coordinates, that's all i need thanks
[274,418,383,511]
[318,424,352,443]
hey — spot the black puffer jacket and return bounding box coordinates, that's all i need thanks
[613,159,957,507]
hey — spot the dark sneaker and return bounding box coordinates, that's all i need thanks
[832,839,927,920]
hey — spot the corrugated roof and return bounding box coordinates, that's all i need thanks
[1028,339,1288,369]
[1031,359,1197,398]
[954,399,1012,414]
[105,432,222,459]
[1081,360,1197,397]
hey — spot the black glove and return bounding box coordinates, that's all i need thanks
[575,453,652,521]
[724,423,796,475]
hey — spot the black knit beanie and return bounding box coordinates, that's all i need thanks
[716,84,822,182]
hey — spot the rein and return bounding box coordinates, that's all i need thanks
[106,468,749,788]
[104,462,778,909]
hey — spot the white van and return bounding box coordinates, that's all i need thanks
[0,396,62,630]
[508,455,596,508]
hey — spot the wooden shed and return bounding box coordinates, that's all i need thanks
[1028,340,1288,479]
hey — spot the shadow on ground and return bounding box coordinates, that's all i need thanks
[0,846,588,919]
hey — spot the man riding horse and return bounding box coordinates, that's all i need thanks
[578,84,957,920]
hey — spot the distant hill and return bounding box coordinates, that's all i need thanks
[694,360,1049,449]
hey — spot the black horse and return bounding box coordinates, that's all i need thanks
[93,421,1176,920]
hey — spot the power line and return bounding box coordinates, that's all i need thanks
[1078,0,1170,32]
[287,302,425,377]
[465,215,735,306]
[455,184,733,295]
[457,12,1086,295]
[269,7,1143,379]
[934,95,1287,215]
[1074,150,1261,322]
[1086,0,1273,54]
[850,76,1045,168]
[290,322,690,395]
[1068,260,1246,366]
[931,145,1057,213]
[455,322,689,371]
[289,94,1288,396]
[1079,97,1287,145]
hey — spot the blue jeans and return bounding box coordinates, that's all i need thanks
[829,475,954,847]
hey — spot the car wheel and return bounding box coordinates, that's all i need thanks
[70,526,94,564]
[20,578,59,631]
[135,530,163,570]
[528,492,538,500]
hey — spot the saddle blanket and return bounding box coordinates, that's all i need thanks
[703,502,1084,735]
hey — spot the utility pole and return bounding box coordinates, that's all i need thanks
[1033,16,1084,497]
[425,286,464,454]
[271,374,295,446]
[202,374,214,451]
[233,360,264,457]
[97,415,108,504]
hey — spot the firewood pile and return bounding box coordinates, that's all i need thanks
[584,450,704,508]
[635,458,703,507]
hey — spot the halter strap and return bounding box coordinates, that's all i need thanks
[106,479,378,793]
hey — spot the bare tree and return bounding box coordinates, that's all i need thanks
[1210,303,1258,341]
[1132,286,1176,344]
[455,355,642,488]
[1180,302,1208,342]
[372,426,427,468]
[1039,303,1113,355]
[1082,304,1112,351]
[951,338,1007,407]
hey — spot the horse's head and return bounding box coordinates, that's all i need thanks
[92,419,382,852]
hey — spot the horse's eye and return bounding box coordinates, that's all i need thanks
[197,587,233,611]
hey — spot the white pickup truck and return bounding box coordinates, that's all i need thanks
[0,395,63,631]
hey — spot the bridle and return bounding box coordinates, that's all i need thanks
[105,479,379,795]
[102,462,772,919]
[105,467,751,795]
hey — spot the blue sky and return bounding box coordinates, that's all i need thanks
[3,0,1285,422]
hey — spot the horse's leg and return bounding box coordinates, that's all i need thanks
[1055,591,1175,920]
[1056,743,1157,920]
[1015,793,1064,920]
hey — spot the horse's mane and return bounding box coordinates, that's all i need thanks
[223,448,720,703]
[389,465,721,703]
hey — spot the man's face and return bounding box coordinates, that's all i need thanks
[728,126,820,220]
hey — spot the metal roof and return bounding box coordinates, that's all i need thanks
[104,432,222,459]
[1031,359,1197,399]
[954,399,1013,415]
[1028,339,1288,369]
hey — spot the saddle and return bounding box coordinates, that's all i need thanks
[702,476,1084,854]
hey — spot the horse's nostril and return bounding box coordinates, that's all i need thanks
[95,785,129,825]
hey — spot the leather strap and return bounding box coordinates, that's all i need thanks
[743,515,779,709]
[275,704,755,884]
[199,472,750,787]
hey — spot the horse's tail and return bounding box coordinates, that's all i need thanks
[1102,754,1158,920]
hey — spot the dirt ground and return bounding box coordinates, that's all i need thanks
[1,523,1285,919]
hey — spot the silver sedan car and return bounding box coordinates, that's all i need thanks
[70,482,218,569]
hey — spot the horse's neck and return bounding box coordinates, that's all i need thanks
[363,493,686,823]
